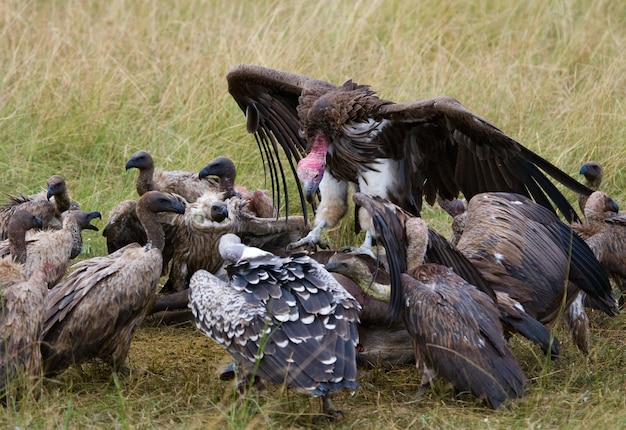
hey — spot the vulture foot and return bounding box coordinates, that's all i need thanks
[339,245,376,260]
[286,220,328,252]
[314,395,344,422]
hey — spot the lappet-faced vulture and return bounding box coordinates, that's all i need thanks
[188,233,361,418]
[327,195,527,409]
[41,191,185,376]
[226,64,593,251]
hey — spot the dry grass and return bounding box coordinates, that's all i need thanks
[1,0,626,428]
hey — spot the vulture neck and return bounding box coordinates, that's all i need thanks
[136,205,165,252]
[136,166,156,196]
[64,217,84,259]
[405,218,429,270]
[9,233,28,265]
[53,190,72,213]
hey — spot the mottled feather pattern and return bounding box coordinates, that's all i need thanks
[189,248,360,397]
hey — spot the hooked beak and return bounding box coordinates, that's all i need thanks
[86,211,102,231]
[211,202,229,222]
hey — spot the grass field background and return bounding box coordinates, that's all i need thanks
[1,0,626,428]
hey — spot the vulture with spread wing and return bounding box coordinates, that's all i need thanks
[227,64,592,251]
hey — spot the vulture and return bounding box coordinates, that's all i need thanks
[163,192,309,293]
[353,193,560,357]
[41,191,185,376]
[0,175,79,240]
[125,150,219,201]
[198,156,277,218]
[148,194,310,322]
[326,197,527,409]
[0,269,48,405]
[0,210,101,288]
[578,161,604,214]
[453,192,617,354]
[573,191,626,304]
[226,64,593,252]
[101,200,147,254]
[0,210,43,288]
[188,233,361,418]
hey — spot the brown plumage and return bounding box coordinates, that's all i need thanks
[199,156,277,218]
[454,192,617,353]
[126,150,219,201]
[0,210,101,288]
[0,175,79,241]
[327,200,527,409]
[578,161,604,214]
[0,210,43,288]
[101,200,147,254]
[0,269,48,405]
[41,191,185,376]
[573,191,626,303]
[227,64,593,251]
[189,233,361,418]
[154,192,309,297]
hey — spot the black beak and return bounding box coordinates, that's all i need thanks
[211,202,228,222]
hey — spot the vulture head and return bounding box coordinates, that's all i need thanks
[62,210,102,231]
[46,175,68,200]
[579,161,604,188]
[125,150,154,171]
[186,192,229,228]
[584,191,620,220]
[6,210,43,263]
[198,156,237,191]
[138,191,186,216]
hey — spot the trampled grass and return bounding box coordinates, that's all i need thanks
[1,0,626,428]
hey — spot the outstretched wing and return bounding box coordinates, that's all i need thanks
[376,97,591,222]
[227,64,334,219]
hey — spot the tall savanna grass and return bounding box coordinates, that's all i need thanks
[1,0,626,428]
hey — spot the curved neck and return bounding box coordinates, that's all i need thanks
[136,167,156,196]
[136,205,165,251]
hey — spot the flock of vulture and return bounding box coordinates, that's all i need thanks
[1,64,625,419]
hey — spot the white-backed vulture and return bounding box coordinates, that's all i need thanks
[453,192,617,353]
[573,191,626,303]
[24,211,101,288]
[0,269,47,405]
[578,161,604,215]
[198,156,277,218]
[0,211,43,289]
[326,197,527,409]
[352,193,561,357]
[126,150,219,201]
[188,233,361,418]
[226,64,594,252]
[0,175,78,240]
[41,191,185,376]
[151,193,310,314]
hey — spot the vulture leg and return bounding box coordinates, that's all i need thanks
[562,292,590,354]
[286,220,329,251]
[320,394,343,420]
[416,364,437,399]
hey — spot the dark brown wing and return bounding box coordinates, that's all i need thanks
[376,97,591,222]
[227,64,335,218]
[402,266,526,409]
